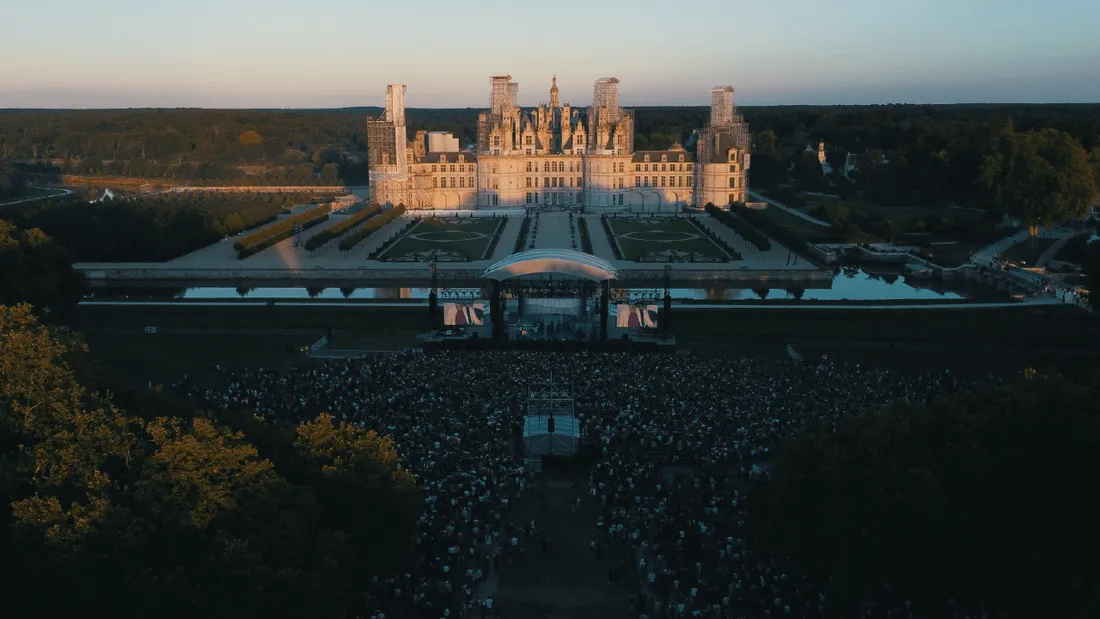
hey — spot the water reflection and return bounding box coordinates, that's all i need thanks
[86,267,977,302]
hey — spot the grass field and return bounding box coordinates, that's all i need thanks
[607,216,731,262]
[1001,237,1057,266]
[794,194,986,224]
[752,205,843,242]
[66,302,1100,382]
[380,217,502,261]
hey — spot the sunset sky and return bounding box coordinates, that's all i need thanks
[1,0,1097,108]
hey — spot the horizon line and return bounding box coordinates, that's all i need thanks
[2,101,1097,112]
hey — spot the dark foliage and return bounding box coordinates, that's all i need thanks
[751,371,1100,618]
[705,204,772,252]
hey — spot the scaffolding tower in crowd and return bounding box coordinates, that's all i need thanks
[522,372,581,458]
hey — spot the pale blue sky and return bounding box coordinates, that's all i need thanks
[1,0,1097,108]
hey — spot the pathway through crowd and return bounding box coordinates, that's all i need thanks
[488,471,634,619]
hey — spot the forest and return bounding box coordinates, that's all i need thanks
[2,192,329,262]
[2,104,1098,204]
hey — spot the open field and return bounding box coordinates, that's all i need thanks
[752,205,842,242]
[1001,237,1057,266]
[606,216,730,262]
[793,193,987,224]
[380,217,502,261]
[65,303,1100,381]
[0,185,70,205]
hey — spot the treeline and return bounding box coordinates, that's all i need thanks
[0,304,419,618]
[339,205,406,252]
[304,203,380,250]
[751,371,1100,618]
[236,204,332,259]
[3,192,327,262]
[0,163,23,199]
[0,219,83,310]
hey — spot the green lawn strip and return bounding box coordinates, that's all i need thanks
[379,217,500,261]
[1000,237,1057,266]
[797,194,984,224]
[751,205,839,242]
[607,217,727,261]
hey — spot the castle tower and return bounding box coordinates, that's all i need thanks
[817,139,827,164]
[550,74,560,108]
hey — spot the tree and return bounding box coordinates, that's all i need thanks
[791,148,826,190]
[0,306,421,618]
[978,128,1098,226]
[1090,146,1100,197]
[751,371,1100,618]
[237,130,263,146]
[0,220,83,311]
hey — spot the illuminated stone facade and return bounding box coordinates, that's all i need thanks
[368,77,750,210]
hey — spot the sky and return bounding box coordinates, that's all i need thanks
[1,0,1097,108]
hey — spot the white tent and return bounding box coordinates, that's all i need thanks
[522,415,580,456]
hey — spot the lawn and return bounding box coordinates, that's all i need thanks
[380,217,502,262]
[794,193,985,225]
[606,216,732,262]
[1000,237,1057,266]
[751,205,843,242]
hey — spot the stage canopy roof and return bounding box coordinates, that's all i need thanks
[483,249,617,282]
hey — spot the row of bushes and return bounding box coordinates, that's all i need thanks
[729,203,816,256]
[600,216,624,259]
[369,218,417,260]
[577,217,594,254]
[482,218,507,260]
[705,204,773,252]
[514,216,531,253]
[687,217,743,261]
[338,205,406,252]
[236,203,332,259]
[303,203,381,251]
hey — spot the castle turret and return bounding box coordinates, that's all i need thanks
[550,74,559,108]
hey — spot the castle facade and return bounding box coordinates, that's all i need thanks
[367,76,750,211]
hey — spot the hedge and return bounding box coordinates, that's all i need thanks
[513,216,531,254]
[338,205,407,252]
[728,202,818,256]
[577,217,594,254]
[236,204,332,259]
[705,204,772,252]
[303,203,381,251]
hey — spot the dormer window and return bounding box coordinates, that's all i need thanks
[661,154,667,162]
[729,152,735,162]
[643,155,650,162]
[678,155,684,162]
[440,154,447,163]
[458,155,465,163]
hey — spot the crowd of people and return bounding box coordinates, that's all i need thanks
[177,351,980,619]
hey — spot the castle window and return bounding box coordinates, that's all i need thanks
[558,161,564,171]
[643,178,649,188]
[643,155,650,162]
[643,164,649,172]
[534,177,539,187]
[729,152,736,161]
[526,192,533,204]
[450,165,455,173]
[730,165,736,172]
[730,178,736,188]
[440,177,447,188]
[493,136,501,147]
[459,177,465,188]
[660,176,666,187]
[635,176,641,187]
[492,166,498,174]
[526,162,532,172]
[635,164,640,172]
[618,193,624,205]
[678,155,684,162]
[525,136,533,145]
[661,164,666,172]
[440,154,447,163]
[431,165,437,172]
[526,177,532,188]
[651,176,657,186]
[687,164,694,172]
[433,177,438,188]
[468,177,473,187]
[543,161,550,172]
[492,195,499,206]
[544,177,550,187]
[661,154,667,162]
[458,155,464,163]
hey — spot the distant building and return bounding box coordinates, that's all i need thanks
[806,140,832,175]
[427,131,460,153]
[368,76,751,210]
